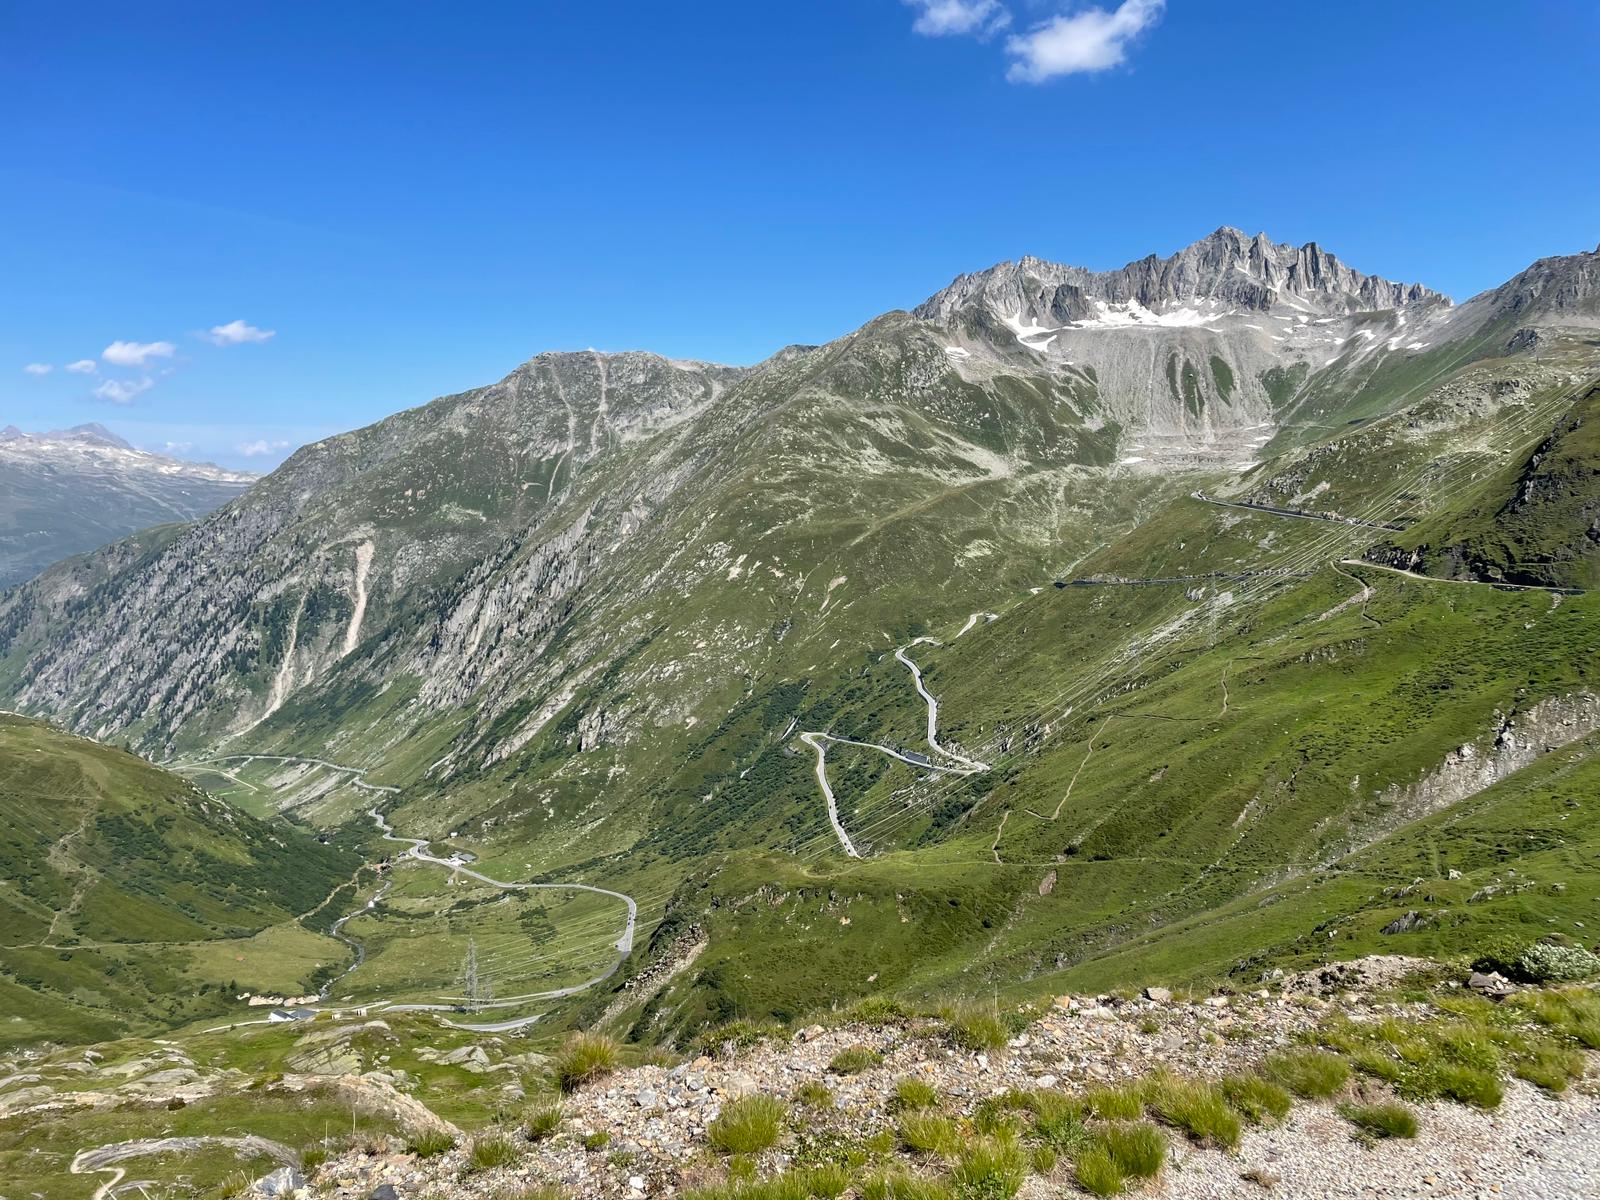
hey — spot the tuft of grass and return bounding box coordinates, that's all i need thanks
[1073,1146,1125,1198]
[299,1145,329,1172]
[1427,1062,1503,1110]
[684,1165,852,1200]
[581,1131,611,1151]
[555,1032,621,1092]
[1025,1090,1088,1151]
[846,996,917,1027]
[1029,1143,1057,1175]
[1265,1049,1350,1099]
[1097,1122,1167,1180]
[1339,1101,1418,1140]
[509,1186,570,1200]
[1083,1084,1144,1122]
[942,1003,1009,1053]
[861,1173,956,1200]
[708,1094,787,1155]
[828,1045,884,1075]
[1511,1043,1586,1093]
[466,1134,519,1172]
[524,1103,562,1142]
[1143,1073,1240,1149]
[950,1134,1026,1200]
[691,1019,786,1058]
[795,1079,835,1109]
[406,1128,457,1158]
[897,1111,961,1157]
[1517,987,1600,1050]
[1220,1073,1292,1124]
[892,1077,940,1111]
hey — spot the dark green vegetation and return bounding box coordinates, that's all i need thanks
[0,715,357,1045]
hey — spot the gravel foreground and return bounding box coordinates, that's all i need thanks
[1161,1076,1600,1200]
[298,971,1600,1200]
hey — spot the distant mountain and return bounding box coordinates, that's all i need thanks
[0,424,256,588]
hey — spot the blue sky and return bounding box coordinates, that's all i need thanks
[3,1,1596,470]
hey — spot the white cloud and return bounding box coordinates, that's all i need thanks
[93,377,155,405]
[1005,0,1164,82]
[22,363,52,376]
[905,0,1010,37]
[207,319,276,346]
[236,438,291,458]
[65,359,98,375]
[163,440,193,454]
[103,339,176,367]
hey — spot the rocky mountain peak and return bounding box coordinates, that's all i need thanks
[915,228,1447,327]
[1469,244,1600,325]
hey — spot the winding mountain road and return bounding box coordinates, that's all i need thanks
[801,633,990,857]
[1191,490,1406,531]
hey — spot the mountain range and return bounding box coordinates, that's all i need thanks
[0,422,255,589]
[2,227,1599,1048]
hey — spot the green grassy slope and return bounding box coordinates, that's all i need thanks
[0,715,360,1045]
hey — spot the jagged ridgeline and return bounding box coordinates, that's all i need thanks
[1,230,1599,1042]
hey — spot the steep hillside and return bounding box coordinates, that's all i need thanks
[0,424,254,588]
[2,233,1599,1047]
[0,714,358,1045]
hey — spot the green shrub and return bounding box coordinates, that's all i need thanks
[1265,1049,1350,1099]
[1097,1122,1167,1179]
[525,1103,562,1141]
[1073,1146,1125,1198]
[892,1077,940,1111]
[555,1032,621,1092]
[950,1134,1026,1200]
[897,1111,961,1157]
[1339,1101,1418,1139]
[795,1079,835,1109]
[708,1094,787,1154]
[299,1144,329,1172]
[466,1134,518,1172]
[582,1130,611,1151]
[1143,1073,1240,1148]
[1220,1073,1292,1123]
[1517,987,1600,1049]
[942,1005,1009,1053]
[507,1186,569,1200]
[691,1019,786,1058]
[406,1128,456,1158]
[828,1045,884,1075]
[1477,939,1600,984]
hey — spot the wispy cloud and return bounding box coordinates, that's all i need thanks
[93,377,154,405]
[103,339,176,367]
[65,359,98,375]
[22,362,52,376]
[905,0,1010,38]
[207,319,276,346]
[1005,0,1165,82]
[236,438,291,458]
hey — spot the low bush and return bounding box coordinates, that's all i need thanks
[941,1004,1009,1053]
